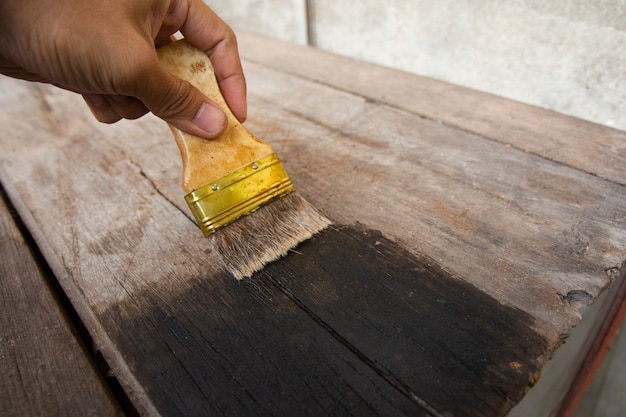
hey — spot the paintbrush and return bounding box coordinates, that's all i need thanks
[157,39,330,279]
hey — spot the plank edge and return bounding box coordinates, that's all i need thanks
[0,166,161,417]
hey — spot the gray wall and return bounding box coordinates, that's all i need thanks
[207,0,626,131]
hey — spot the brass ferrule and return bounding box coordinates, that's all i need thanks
[185,153,295,236]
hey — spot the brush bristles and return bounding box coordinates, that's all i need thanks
[209,192,331,279]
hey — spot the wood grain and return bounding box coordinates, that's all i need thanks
[0,31,624,416]
[0,188,119,417]
[239,62,626,339]
[236,31,626,186]
[53,56,624,340]
[262,224,547,417]
[0,83,425,417]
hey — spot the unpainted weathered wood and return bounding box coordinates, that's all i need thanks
[0,189,119,417]
[236,31,626,186]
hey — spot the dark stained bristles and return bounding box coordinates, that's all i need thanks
[209,192,331,279]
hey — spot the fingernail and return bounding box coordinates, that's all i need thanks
[194,102,226,136]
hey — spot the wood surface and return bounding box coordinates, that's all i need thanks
[236,32,626,186]
[0,188,119,416]
[0,31,624,416]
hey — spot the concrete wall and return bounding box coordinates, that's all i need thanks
[207,1,626,131]
[207,0,308,44]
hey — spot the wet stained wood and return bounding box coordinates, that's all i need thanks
[99,255,425,417]
[0,188,119,416]
[0,31,624,416]
[261,224,547,417]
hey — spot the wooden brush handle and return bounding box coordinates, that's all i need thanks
[157,40,272,194]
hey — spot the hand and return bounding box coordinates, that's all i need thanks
[0,0,246,139]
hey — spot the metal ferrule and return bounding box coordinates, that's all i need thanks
[185,153,295,236]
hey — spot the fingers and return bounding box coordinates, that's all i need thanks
[178,0,247,123]
[72,0,246,140]
[116,0,245,138]
[131,61,227,138]
[83,94,149,123]
[88,68,228,138]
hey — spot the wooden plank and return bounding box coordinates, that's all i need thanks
[85,58,624,340]
[0,82,426,416]
[238,62,624,339]
[236,31,626,186]
[0,136,544,417]
[261,224,547,417]
[0,32,624,416]
[0,188,119,416]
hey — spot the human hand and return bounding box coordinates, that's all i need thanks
[0,0,246,138]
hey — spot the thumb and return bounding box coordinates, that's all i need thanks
[138,66,227,139]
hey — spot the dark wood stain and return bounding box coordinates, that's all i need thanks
[102,253,423,416]
[102,224,547,417]
[262,224,548,417]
